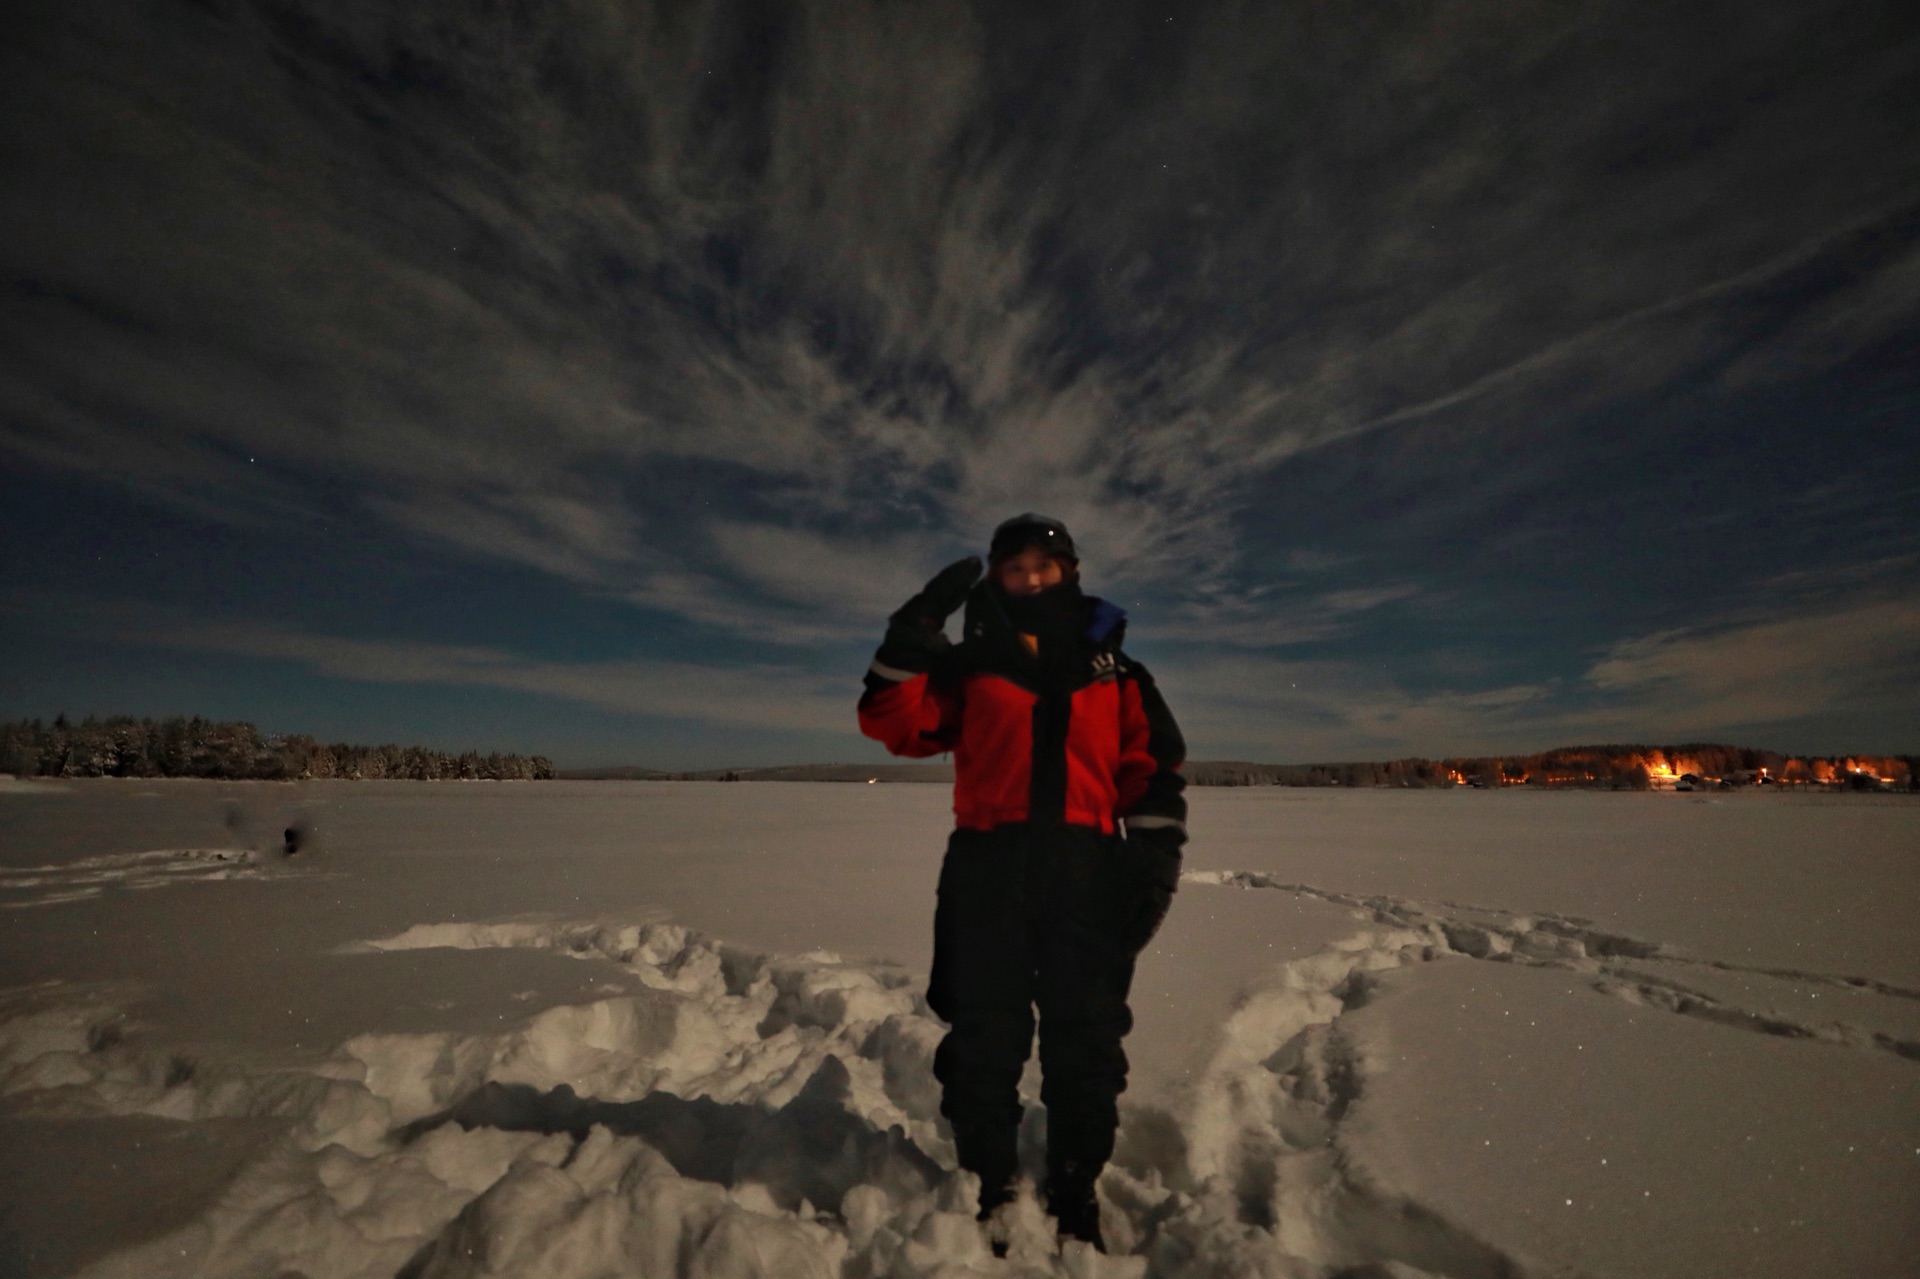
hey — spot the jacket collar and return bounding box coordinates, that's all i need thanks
[963,584,1127,661]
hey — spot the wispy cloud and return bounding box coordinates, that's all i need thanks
[15,596,849,734]
[5,0,1913,651]
[1583,596,1920,733]
[1156,651,1560,762]
[180,633,847,735]
[11,567,1916,759]
[1153,581,1426,649]
[1159,587,1920,761]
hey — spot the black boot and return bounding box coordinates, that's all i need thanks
[953,1122,1018,1218]
[975,1172,1015,1222]
[969,1164,1019,1259]
[1045,1164,1105,1252]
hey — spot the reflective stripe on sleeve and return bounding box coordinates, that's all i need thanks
[868,658,922,683]
[1125,815,1186,832]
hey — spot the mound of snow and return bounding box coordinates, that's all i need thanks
[3,821,1904,1267]
[30,905,1557,1279]
[57,916,1192,1278]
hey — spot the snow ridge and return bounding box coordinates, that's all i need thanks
[0,909,1588,1279]
[9,874,1907,1277]
[1110,921,1541,1278]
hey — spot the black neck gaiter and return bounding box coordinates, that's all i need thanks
[993,582,1088,657]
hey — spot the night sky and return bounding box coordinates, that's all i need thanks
[3,1,1916,768]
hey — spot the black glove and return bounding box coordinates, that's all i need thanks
[892,556,984,630]
[874,557,983,675]
[1119,825,1184,953]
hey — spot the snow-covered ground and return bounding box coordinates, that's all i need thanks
[0,780,1914,1278]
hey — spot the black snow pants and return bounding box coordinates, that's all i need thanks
[927,823,1140,1195]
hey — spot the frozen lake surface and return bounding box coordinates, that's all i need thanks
[1,780,1915,1278]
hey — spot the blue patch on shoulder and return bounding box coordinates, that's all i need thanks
[1085,598,1127,643]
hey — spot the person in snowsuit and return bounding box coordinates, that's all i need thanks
[858,513,1187,1251]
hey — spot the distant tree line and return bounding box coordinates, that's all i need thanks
[1187,744,1917,791]
[1,715,556,781]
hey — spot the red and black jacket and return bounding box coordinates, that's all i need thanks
[858,584,1186,838]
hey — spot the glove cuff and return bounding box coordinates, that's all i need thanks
[1123,815,1187,846]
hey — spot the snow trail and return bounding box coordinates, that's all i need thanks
[1191,870,1920,1060]
[0,847,321,909]
[4,870,1911,1276]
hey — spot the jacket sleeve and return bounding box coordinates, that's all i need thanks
[1115,656,1187,839]
[858,661,963,758]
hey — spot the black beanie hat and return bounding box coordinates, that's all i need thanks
[989,513,1077,564]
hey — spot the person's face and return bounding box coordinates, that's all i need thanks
[994,548,1069,596]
